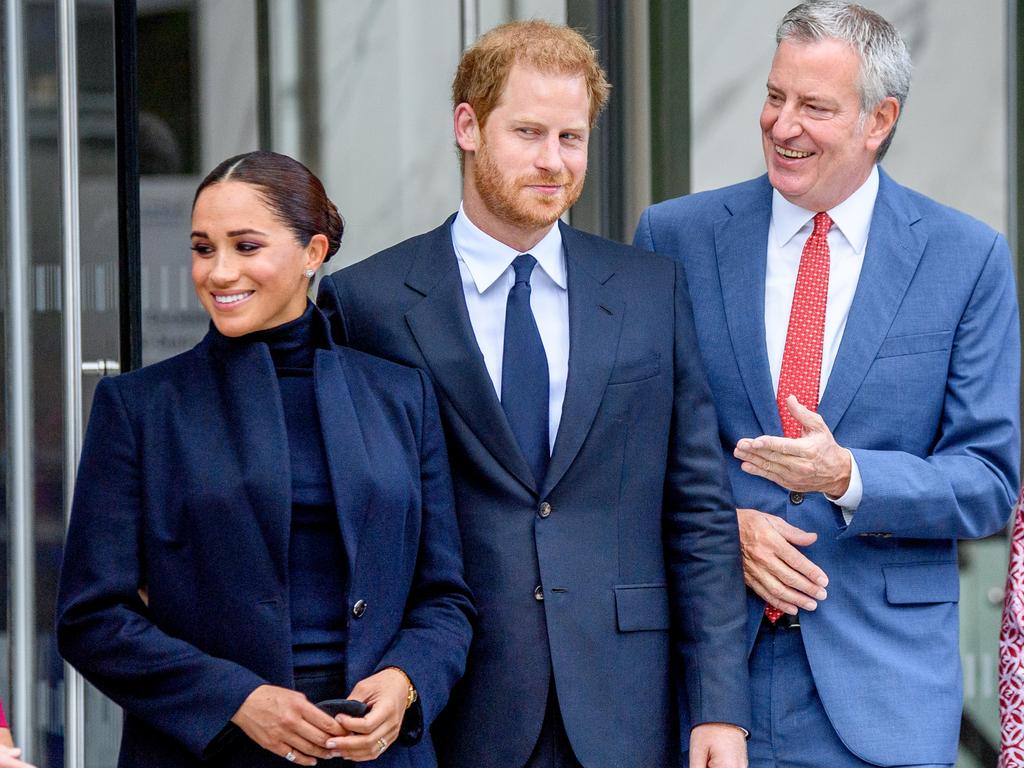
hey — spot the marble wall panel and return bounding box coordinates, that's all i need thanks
[198,0,259,172]
[317,1,463,269]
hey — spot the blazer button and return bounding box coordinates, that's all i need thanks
[789,491,804,505]
[534,586,545,601]
[538,502,552,518]
[352,599,367,618]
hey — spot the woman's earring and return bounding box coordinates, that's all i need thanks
[303,268,316,278]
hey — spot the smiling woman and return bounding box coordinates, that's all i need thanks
[189,153,343,337]
[55,152,475,768]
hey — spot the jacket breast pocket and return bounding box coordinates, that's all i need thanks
[608,353,661,385]
[615,583,670,631]
[883,562,959,604]
[875,330,953,359]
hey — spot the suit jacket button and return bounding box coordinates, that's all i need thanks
[534,586,544,601]
[789,491,804,505]
[538,502,552,518]
[352,599,367,618]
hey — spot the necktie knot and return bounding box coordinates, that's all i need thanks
[812,212,833,237]
[512,254,537,286]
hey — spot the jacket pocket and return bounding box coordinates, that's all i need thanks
[875,330,953,359]
[608,353,661,385]
[615,583,670,631]
[883,562,959,604]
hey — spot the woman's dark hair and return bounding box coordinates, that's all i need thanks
[193,151,344,261]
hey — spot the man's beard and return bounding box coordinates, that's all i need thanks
[472,139,585,232]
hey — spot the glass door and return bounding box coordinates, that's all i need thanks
[2,1,125,764]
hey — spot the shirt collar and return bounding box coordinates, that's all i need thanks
[452,203,567,293]
[770,165,879,255]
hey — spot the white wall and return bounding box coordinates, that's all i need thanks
[316,1,464,269]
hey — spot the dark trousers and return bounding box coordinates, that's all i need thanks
[748,623,952,768]
[524,679,583,768]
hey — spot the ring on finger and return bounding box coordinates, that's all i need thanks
[376,736,388,755]
[285,752,296,763]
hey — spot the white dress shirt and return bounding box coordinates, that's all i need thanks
[765,165,879,512]
[451,204,569,452]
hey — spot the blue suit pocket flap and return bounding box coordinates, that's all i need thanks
[883,562,959,604]
[875,330,953,359]
[615,583,670,631]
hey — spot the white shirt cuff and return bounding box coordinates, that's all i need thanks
[825,449,861,524]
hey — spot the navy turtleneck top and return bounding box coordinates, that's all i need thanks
[243,303,347,670]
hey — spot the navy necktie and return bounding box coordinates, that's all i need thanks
[501,254,550,485]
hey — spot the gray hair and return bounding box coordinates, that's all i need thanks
[777,1,912,160]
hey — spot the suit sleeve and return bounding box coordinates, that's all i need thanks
[316,272,352,345]
[663,259,752,734]
[843,233,1021,540]
[56,378,266,758]
[376,370,475,737]
[633,207,656,252]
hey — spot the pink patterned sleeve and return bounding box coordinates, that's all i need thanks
[999,488,1024,767]
[0,698,7,728]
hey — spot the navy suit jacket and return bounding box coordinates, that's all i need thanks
[318,217,751,768]
[57,310,474,768]
[635,169,1021,766]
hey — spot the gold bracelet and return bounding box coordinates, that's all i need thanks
[385,666,418,710]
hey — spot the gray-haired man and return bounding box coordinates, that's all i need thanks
[635,3,1020,767]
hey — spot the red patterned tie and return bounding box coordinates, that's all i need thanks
[765,211,832,625]
[999,487,1024,766]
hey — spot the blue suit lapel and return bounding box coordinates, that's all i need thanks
[818,170,926,430]
[314,345,372,586]
[540,224,624,499]
[207,332,292,585]
[403,217,537,493]
[715,177,781,436]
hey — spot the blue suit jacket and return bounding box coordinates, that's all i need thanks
[635,169,1021,766]
[57,310,475,768]
[317,218,751,768]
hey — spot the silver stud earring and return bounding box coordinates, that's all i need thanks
[303,268,315,278]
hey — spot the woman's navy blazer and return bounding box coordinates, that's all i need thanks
[56,310,475,768]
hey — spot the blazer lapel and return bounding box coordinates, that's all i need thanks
[818,171,926,430]
[540,225,624,499]
[207,332,292,585]
[314,342,372,586]
[403,217,537,493]
[715,178,781,436]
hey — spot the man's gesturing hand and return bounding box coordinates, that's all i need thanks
[733,395,852,497]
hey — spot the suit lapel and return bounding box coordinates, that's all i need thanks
[314,344,372,585]
[818,171,925,430]
[403,217,537,493]
[541,225,624,499]
[715,178,781,436]
[207,332,292,585]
